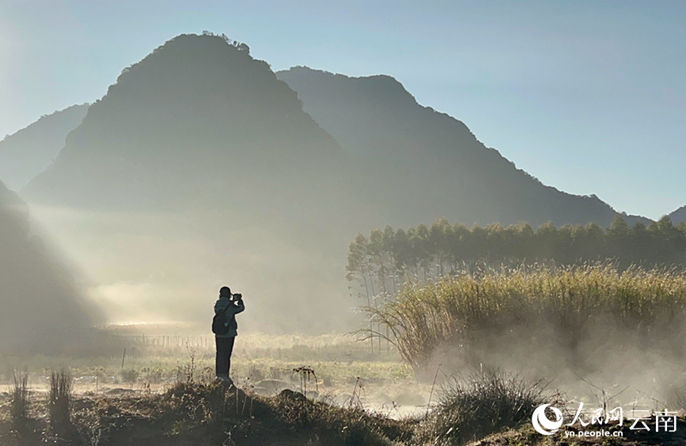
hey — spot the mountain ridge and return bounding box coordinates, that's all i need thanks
[277,66,649,228]
[14,50,653,229]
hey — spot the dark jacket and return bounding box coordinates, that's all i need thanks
[214,296,245,338]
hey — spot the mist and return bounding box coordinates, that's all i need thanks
[0,183,99,353]
[27,204,361,333]
[423,316,686,410]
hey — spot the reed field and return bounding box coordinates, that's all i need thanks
[366,264,686,372]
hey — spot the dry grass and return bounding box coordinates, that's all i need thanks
[366,264,686,370]
[10,371,29,427]
[423,370,553,446]
[146,381,416,444]
[48,369,73,432]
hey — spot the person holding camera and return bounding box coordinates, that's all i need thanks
[212,286,245,384]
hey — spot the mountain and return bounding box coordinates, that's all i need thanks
[277,67,647,228]
[670,206,686,225]
[24,36,354,222]
[0,104,88,190]
[22,34,366,331]
[14,63,650,229]
[0,180,99,352]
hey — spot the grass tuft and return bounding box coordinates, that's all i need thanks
[427,370,552,446]
[10,370,30,428]
[49,369,73,433]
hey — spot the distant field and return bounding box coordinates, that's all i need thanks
[0,332,428,420]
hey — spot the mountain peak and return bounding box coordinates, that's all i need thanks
[116,33,251,81]
[95,33,292,120]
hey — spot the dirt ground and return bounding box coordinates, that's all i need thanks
[2,383,686,446]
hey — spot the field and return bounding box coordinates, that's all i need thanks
[0,330,432,416]
[0,330,433,445]
[4,265,686,445]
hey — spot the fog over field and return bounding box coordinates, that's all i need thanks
[27,204,357,331]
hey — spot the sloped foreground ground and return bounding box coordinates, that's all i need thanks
[1,382,684,445]
[0,382,416,445]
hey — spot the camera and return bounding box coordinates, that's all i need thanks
[231,293,243,301]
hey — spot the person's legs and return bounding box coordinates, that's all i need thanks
[226,336,236,377]
[215,337,230,377]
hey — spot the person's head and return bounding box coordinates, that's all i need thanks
[219,286,231,298]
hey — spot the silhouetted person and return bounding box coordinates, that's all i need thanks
[213,286,245,383]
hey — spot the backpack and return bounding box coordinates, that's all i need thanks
[212,306,230,335]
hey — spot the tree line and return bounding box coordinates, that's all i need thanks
[346,216,686,299]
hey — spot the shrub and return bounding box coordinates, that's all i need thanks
[428,370,551,445]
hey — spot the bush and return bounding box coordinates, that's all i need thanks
[428,370,551,445]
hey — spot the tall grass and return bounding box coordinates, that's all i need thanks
[49,369,73,432]
[10,370,30,427]
[367,264,686,370]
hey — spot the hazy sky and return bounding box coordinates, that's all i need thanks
[1,0,684,219]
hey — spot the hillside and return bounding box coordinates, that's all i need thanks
[277,67,647,228]
[0,104,88,190]
[670,206,686,225]
[0,180,98,352]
